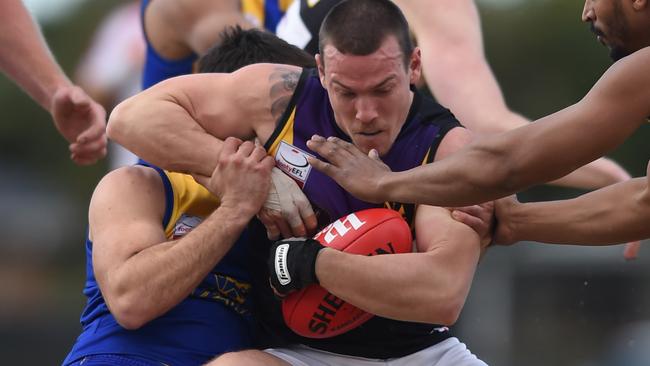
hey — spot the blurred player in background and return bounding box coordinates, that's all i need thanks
[75,1,144,169]
[141,0,292,89]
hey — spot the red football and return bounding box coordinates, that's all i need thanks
[282,208,412,338]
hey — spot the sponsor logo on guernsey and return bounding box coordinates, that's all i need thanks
[172,214,203,239]
[275,243,291,285]
[275,141,314,186]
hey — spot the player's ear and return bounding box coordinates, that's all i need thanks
[316,54,326,87]
[408,48,422,85]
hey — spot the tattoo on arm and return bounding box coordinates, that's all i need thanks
[269,67,300,120]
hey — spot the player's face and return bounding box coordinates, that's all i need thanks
[582,0,648,60]
[317,36,421,156]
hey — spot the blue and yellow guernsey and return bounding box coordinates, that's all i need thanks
[63,168,253,366]
[250,69,463,358]
[141,0,292,89]
[141,0,194,89]
[241,0,293,32]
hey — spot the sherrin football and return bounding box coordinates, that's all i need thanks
[282,208,412,338]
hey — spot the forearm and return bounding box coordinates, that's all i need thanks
[509,178,650,245]
[108,89,221,176]
[0,0,69,110]
[381,103,644,208]
[549,157,630,189]
[380,133,523,206]
[105,206,251,329]
[315,249,479,325]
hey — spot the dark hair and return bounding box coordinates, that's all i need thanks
[198,26,316,73]
[318,0,413,68]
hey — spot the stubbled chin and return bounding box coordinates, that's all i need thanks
[353,137,380,155]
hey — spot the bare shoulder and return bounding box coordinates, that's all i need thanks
[595,47,650,88]
[584,47,650,117]
[433,126,474,161]
[90,166,166,218]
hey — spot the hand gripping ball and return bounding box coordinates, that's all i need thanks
[282,208,412,338]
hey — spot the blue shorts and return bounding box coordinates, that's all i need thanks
[66,354,167,366]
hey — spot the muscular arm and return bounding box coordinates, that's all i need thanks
[394,0,628,189]
[91,167,254,329]
[108,64,300,175]
[500,162,650,245]
[382,49,650,205]
[315,205,481,325]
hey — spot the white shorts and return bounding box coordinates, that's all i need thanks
[264,337,488,366]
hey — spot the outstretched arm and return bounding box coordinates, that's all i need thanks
[496,161,650,246]
[313,205,481,325]
[395,0,628,190]
[0,0,107,165]
[308,47,650,206]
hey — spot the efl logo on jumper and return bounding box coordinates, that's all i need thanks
[172,214,203,239]
[275,141,313,186]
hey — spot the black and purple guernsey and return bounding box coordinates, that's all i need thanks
[250,69,462,359]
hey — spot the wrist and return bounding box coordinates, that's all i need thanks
[46,80,73,112]
[217,201,257,223]
[268,238,325,295]
[505,202,527,243]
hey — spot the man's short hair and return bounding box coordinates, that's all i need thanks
[318,0,413,68]
[199,26,316,73]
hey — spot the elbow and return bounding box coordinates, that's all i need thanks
[105,292,152,330]
[106,99,135,146]
[420,284,467,326]
[436,299,464,326]
[114,315,146,331]
[496,158,525,194]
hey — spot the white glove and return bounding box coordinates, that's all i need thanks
[259,167,316,239]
